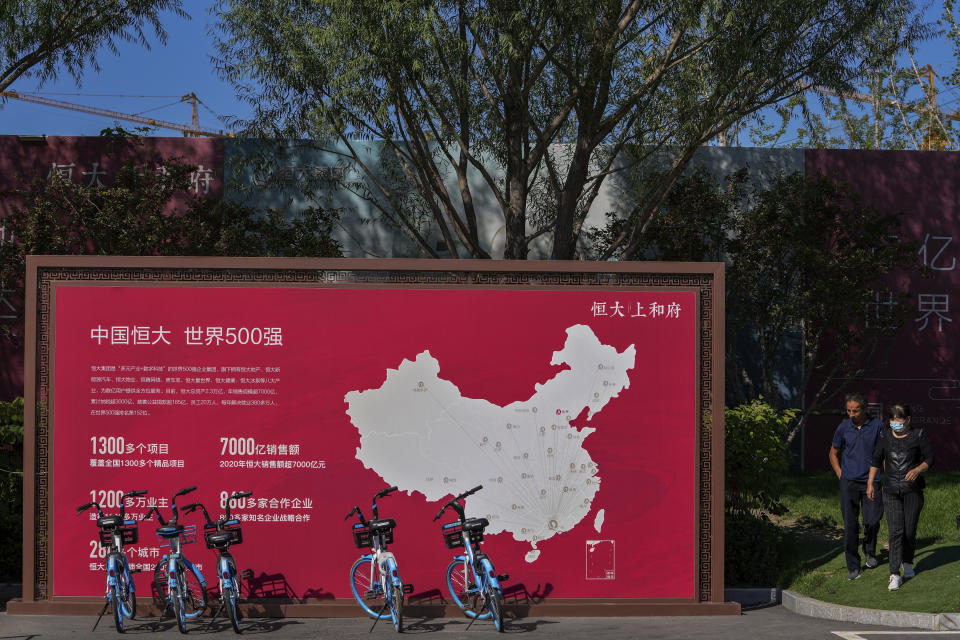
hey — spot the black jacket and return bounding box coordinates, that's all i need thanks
[871,428,934,494]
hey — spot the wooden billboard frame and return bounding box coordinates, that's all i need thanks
[10,255,735,617]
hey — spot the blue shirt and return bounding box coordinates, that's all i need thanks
[832,417,884,482]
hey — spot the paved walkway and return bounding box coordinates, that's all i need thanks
[0,604,937,639]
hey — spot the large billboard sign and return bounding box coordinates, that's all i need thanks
[15,257,729,616]
[802,150,960,468]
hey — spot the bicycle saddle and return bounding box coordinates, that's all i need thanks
[462,518,488,531]
[97,516,123,529]
[206,531,234,547]
[368,518,396,531]
[156,525,185,538]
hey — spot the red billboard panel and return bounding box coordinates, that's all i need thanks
[51,282,698,599]
[804,150,960,468]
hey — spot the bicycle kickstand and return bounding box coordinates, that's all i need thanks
[205,603,222,630]
[370,598,391,633]
[465,598,489,632]
[91,599,110,632]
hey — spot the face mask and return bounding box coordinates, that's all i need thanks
[890,420,906,432]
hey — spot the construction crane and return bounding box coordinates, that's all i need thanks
[0,90,234,138]
[807,65,960,150]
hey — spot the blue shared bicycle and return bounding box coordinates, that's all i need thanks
[183,491,255,634]
[435,485,508,632]
[78,489,148,633]
[145,486,208,633]
[346,485,413,632]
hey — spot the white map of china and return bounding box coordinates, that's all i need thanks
[344,325,635,561]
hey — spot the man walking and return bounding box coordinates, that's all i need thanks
[829,392,884,580]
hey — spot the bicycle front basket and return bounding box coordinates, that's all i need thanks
[157,524,198,548]
[98,520,139,547]
[442,521,465,549]
[352,522,372,549]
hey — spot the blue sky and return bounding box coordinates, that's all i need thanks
[0,3,248,137]
[0,3,958,142]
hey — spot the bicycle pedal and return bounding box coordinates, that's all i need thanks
[364,589,382,598]
[129,568,142,574]
[467,582,477,590]
[403,584,414,594]
[497,574,509,582]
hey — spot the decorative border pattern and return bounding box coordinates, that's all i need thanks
[33,265,716,602]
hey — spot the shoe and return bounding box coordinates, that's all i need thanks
[903,563,915,578]
[888,574,902,590]
[848,569,863,580]
[865,555,878,569]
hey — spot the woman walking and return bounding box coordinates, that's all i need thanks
[867,403,934,591]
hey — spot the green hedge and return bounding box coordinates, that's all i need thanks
[724,400,796,586]
[0,398,23,582]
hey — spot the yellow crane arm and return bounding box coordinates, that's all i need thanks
[0,90,234,138]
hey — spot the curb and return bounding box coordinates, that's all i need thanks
[724,588,780,606]
[782,589,960,630]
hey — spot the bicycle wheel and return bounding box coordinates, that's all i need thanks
[349,557,387,619]
[487,586,505,632]
[181,564,207,619]
[391,584,404,632]
[172,570,188,634]
[117,566,136,619]
[226,559,242,634]
[110,585,125,633]
[153,561,170,609]
[445,559,487,618]
[226,587,241,634]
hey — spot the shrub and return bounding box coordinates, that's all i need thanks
[0,397,23,581]
[725,512,789,587]
[725,399,797,515]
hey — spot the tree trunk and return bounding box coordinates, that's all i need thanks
[551,137,594,260]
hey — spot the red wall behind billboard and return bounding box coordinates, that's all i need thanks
[804,150,960,468]
[52,285,698,599]
[0,136,223,400]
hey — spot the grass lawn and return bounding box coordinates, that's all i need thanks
[778,471,960,613]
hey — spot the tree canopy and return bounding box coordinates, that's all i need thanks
[213,0,921,259]
[0,0,186,93]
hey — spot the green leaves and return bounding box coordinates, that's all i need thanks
[0,156,342,342]
[0,397,23,581]
[0,0,187,93]
[211,0,923,259]
[725,398,797,515]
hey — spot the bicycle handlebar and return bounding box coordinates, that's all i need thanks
[77,501,99,515]
[224,490,252,521]
[174,486,197,498]
[183,502,213,526]
[375,486,398,500]
[77,489,149,518]
[433,485,483,521]
[143,506,166,525]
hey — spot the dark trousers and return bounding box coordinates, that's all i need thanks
[840,478,884,572]
[884,490,924,574]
